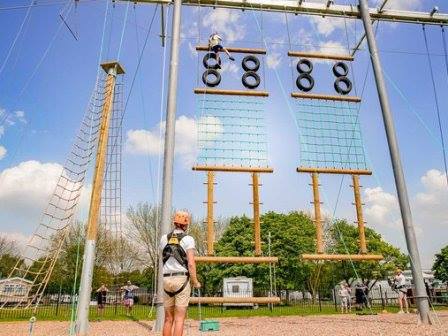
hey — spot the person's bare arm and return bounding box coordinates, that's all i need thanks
[186,249,201,288]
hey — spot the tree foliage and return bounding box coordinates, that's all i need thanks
[433,245,448,284]
[198,212,407,294]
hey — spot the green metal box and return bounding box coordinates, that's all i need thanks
[199,320,220,331]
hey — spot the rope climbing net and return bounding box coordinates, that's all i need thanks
[100,77,124,275]
[295,98,368,171]
[0,72,110,310]
[196,95,269,168]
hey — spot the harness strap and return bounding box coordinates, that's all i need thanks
[164,276,190,298]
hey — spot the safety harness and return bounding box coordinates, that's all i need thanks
[162,230,190,297]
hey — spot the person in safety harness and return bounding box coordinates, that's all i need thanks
[208,32,235,68]
[393,269,409,314]
[160,210,201,336]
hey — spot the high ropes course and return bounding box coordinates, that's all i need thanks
[1,0,448,335]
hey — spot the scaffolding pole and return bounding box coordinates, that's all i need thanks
[154,0,183,331]
[252,173,262,256]
[359,0,431,324]
[311,173,324,255]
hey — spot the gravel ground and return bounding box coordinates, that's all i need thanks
[1,312,447,336]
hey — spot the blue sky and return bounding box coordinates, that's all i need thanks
[0,0,447,268]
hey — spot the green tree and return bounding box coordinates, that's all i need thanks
[329,220,408,289]
[199,211,317,293]
[433,245,448,284]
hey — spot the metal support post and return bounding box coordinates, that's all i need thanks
[359,0,431,324]
[352,175,367,254]
[76,61,124,336]
[311,173,324,254]
[154,0,183,331]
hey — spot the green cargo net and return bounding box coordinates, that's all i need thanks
[196,96,269,167]
[294,99,368,171]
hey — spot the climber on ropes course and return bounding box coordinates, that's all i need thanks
[160,210,201,336]
[208,32,235,68]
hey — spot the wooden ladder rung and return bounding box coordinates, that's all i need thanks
[195,256,278,264]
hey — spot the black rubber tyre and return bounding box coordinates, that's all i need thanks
[242,55,260,72]
[202,69,221,87]
[203,52,221,69]
[297,59,313,74]
[296,73,314,92]
[333,62,349,77]
[334,76,352,95]
[242,71,261,89]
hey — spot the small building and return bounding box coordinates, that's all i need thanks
[223,277,253,307]
[0,277,32,303]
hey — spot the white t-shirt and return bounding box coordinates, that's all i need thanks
[160,229,195,274]
[209,34,222,47]
[395,273,406,287]
[339,287,350,298]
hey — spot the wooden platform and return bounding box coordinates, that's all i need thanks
[195,88,269,97]
[291,92,361,103]
[297,167,373,176]
[100,61,125,74]
[193,165,274,173]
[189,296,280,304]
[196,45,266,54]
[195,256,278,264]
[288,51,354,61]
[301,254,384,261]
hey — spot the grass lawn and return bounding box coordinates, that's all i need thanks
[3,303,446,322]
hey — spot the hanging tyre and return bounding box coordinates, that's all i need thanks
[242,55,260,72]
[297,59,313,74]
[242,71,261,89]
[333,62,349,77]
[202,69,221,87]
[203,53,221,69]
[296,73,314,92]
[334,76,352,95]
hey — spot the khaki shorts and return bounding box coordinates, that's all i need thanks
[163,276,191,308]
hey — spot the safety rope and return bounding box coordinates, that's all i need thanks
[68,228,83,336]
[0,0,34,79]
[422,25,448,187]
[117,0,132,61]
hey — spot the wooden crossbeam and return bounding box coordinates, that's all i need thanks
[189,296,281,304]
[195,88,269,97]
[193,165,273,173]
[301,254,384,261]
[297,167,373,176]
[196,45,266,54]
[291,92,361,103]
[195,256,278,264]
[288,51,354,61]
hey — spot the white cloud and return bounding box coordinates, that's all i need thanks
[0,161,63,213]
[414,169,448,226]
[126,115,223,167]
[364,186,401,229]
[202,8,246,43]
[309,16,349,37]
[0,161,91,234]
[221,61,239,75]
[14,110,27,124]
[0,146,6,160]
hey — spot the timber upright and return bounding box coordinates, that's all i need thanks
[75,61,125,336]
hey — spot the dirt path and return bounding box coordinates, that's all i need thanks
[1,312,447,336]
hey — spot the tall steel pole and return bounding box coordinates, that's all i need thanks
[154,0,182,331]
[359,0,431,324]
[76,61,125,335]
